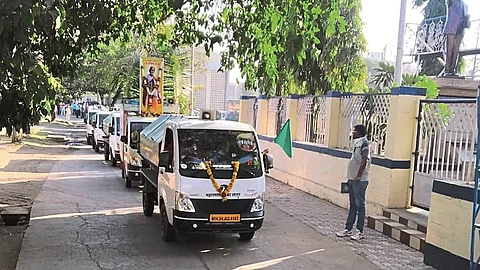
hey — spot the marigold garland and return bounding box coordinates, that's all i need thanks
[205,161,240,202]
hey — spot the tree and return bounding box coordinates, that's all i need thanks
[0,0,215,139]
[215,0,367,96]
[371,62,394,90]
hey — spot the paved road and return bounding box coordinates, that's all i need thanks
[15,125,377,270]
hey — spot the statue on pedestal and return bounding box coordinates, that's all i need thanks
[443,0,470,77]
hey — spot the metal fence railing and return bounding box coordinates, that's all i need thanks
[246,98,257,129]
[268,97,287,136]
[296,96,327,145]
[338,94,391,156]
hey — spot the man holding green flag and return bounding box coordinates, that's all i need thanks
[274,119,293,158]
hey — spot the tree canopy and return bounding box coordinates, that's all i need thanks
[216,0,367,96]
[0,0,211,136]
[1,0,370,136]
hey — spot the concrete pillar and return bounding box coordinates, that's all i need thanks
[286,96,299,141]
[324,91,342,148]
[384,86,426,207]
[239,96,251,124]
[256,96,268,135]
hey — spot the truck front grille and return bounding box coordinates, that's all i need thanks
[191,199,254,214]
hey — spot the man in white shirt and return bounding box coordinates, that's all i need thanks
[336,124,370,240]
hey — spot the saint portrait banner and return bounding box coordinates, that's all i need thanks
[140,57,164,117]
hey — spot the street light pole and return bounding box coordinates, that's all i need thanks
[394,0,407,86]
[190,45,195,113]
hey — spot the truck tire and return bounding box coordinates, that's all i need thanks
[160,201,176,242]
[125,176,132,188]
[239,232,255,241]
[142,191,154,217]
[110,151,116,167]
[94,144,100,153]
[104,144,110,161]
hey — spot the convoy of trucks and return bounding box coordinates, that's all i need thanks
[84,100,273,242]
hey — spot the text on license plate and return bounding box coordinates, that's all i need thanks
[209,214,240,223]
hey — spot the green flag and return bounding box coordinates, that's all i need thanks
[274,119,293,158]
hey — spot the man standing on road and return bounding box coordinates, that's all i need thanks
[336,124,370,241]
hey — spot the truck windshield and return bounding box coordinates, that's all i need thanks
[178,129,263,179]
[98,114,108,128]
[130,122,151,149]
[88,112,96,124]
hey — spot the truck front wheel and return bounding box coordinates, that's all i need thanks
[110,151,116,167]
[160,201,176,242]
[124,174,132,188]
[104,144,110,161]
[239,232,255,241]
[142,191,154,217]
[94,144,100,153]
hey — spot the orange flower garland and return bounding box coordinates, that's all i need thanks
[205,161,240,202]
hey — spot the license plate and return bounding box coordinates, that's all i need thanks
[209,214,240,223]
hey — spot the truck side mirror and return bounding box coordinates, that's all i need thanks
[159,151,171,172]
[120,135,127,144]
[108,126,114,134]
[263,154,274,174]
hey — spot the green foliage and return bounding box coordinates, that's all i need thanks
[0,0,210,135]
[412,75,439,99]
[216,0,367,96]
[413,0,446,19]
[371,62,395,90]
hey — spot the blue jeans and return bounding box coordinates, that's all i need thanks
[345,180,368,232]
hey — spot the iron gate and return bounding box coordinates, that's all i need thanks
[412,99,477,210]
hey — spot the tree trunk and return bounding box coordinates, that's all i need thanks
[275,80,282,96]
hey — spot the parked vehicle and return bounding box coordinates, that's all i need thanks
[85,110,98,145]
[119,116,156,188]
[84,105,107,145]
[92,111,111,153]
[102,112,121,165]
[138,111,273,242]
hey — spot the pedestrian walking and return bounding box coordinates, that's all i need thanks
[336,124,370,241]
[65,104,71,121]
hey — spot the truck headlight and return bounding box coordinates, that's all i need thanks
[250,194,264,212]
[130,156,142,167]
[175,192,195,213]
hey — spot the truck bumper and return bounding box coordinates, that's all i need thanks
[126,164,142,182]
[173,210,264,233]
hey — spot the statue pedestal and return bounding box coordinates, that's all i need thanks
[434,77,479,98]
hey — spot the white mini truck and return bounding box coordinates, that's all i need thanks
[92,111,111,153]
[139,113,273,242]
[119,116,155,188]
[103,112,121,166]
[85,110,98,145]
